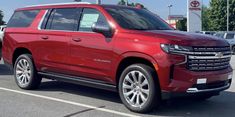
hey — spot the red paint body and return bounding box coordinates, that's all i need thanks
[2,4,233,94]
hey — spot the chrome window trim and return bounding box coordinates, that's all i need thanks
[39,29,96,33]
[37,9,95,34]
[38,10,48,30]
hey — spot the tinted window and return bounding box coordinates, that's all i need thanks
[79,8,108,32]
[215,33,225,38]
[7,10,39,27]
[105,7,173,30]
[47,8,79,31]
[226,33,235,39]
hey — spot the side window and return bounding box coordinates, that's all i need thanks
[79,8,109,32]
[7,10,40,28]
[226,33,235,39]
[45,8,79,31]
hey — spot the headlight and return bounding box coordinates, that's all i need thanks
[160,44,193,54]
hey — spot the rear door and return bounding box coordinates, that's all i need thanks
[35,8,81,74]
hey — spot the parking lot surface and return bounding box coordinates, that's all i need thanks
[0,57,234,117]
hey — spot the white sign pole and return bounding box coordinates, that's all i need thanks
[187,0,202,32]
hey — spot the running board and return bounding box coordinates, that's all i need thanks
[38,72,117,92]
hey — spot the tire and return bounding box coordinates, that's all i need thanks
[118,64,160,113]
[13,54,42,90]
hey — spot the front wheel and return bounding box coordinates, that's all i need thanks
[14,54,42,90]
[119,64,160,113]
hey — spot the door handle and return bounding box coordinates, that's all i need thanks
[41,36,49,40]
[72,38,82,42]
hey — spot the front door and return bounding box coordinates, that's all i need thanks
[69,8,115,82]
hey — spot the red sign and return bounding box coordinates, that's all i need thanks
[189,0,201,11]
[190,1,200,7]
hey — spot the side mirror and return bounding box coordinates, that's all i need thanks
[92,22,114,38]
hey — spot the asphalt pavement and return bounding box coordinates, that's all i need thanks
[0,57,234,117]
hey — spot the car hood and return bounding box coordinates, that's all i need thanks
[132,30,230,47]
[226,39,235,45]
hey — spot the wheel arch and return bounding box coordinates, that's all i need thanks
[115,52,160,92]
[12,47,32,67]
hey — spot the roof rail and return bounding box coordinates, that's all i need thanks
[25,2,91,8]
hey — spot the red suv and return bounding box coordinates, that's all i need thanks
[2,2,233,113]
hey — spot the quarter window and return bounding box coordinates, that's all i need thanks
[7,10,40,28]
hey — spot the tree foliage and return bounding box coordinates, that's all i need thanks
[176,18,187,31]
[202,6,209,31]
[0,10,5,25]
[117,0,146,9]
[208,0,235,31]
[118,0,126,5]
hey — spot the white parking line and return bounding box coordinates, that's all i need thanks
[0,87,140,117]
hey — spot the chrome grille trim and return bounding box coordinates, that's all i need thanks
[188,55,232,59]
[173,51,232,56]
[187,46,232,71]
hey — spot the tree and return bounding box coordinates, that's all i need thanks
[202,6,209,31]
[117,0,146,9]
[176,18,187,31]
[229,0,235,31]
[208,0,235,31]
[74,0,82,2]
[118,0,126,5]
[0,10,5,25]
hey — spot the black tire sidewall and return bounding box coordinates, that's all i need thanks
[118,64,159,113]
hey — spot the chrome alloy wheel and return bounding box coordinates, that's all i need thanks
[122,71,150,108]
[15,59,31,86]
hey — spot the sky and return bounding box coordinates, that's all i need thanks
[0,0,210,23]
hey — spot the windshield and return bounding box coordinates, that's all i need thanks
[104,6,173,30]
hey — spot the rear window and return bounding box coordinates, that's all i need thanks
[7,10,40,28]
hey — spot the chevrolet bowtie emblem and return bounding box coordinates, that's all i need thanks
[215,52,223,58]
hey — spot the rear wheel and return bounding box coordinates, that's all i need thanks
[14,54,42,90]
[119,64,160,113]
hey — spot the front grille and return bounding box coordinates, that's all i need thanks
[193,46,231,52]
[187,46,231,71]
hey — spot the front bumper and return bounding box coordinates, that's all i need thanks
[186,80,231,93]
[162,79,232,100]
[156,53,233,99]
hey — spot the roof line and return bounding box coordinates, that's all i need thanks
[24,2,91,8]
